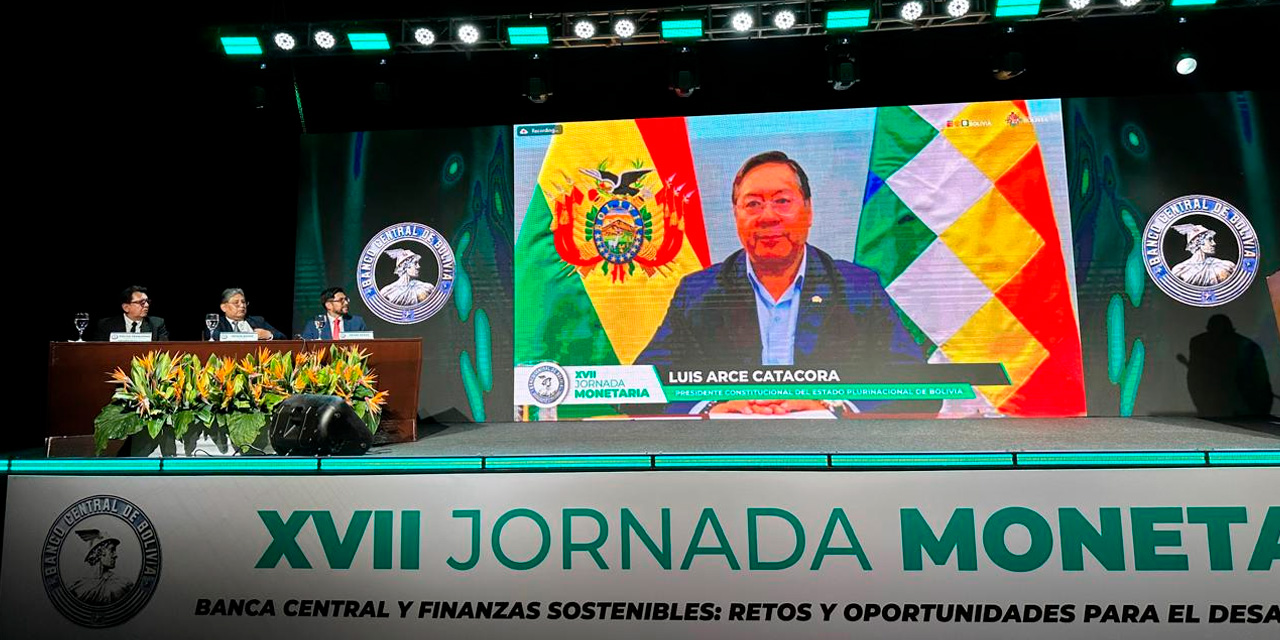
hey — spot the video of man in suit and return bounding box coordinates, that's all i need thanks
[513,100,1083,420]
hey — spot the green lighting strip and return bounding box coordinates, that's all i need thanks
[9,459,162,474]
[347,32,391,51]
[220,36,263,56]
[507,26,550,46]
[655,454,829,468]
[994,0,1042,18]
[1207,450,1280,466]
[660,19,703,39]
[1017,451,1207,467]
[487,455,651,470]
[162,458,320,474]
[321,457,482,472]
[826,9,872,30]
[3,450,1276,475]
[832,453,1014,468]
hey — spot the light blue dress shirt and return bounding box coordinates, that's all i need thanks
[744,253,807,366]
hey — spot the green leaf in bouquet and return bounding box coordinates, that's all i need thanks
[93,404,143,454]
[362,410,380,435]
[146,417,164,439]
[172,410,196,439]
[227,412,268,453]
[353,401,367,419]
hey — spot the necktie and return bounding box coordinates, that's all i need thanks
[130,321,139,333]
[333,318,341,340]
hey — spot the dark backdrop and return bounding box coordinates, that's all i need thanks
[20,1,1279,451]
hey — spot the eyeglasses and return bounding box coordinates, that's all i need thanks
[127,299,151,306]
[225,300,249,307]
[737,194,802,215]
[327,297,350,304]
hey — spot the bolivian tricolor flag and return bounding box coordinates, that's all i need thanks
[516,118,711,367]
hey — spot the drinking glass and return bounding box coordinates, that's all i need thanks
[205,314,220,342]
[74,313,89,342]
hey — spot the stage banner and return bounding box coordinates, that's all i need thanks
[512,101,1084,421]
[295,126,514,422]
[3,469,1276,639]
[1064,91,1280,418]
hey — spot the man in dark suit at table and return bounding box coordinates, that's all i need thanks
[301,287,369,340]
[91,286,169,341]
[210,288,285,341]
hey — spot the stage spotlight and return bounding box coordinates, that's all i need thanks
[773,9,797,30]
[314,30,336,49]
[273,32,296,51]
[900,1,925,21]
[947,0,971,16]
[613,18,637,39]
[414,27,436,46]
[1068,0,1091,9]
[731,11,754,32]
[1119,0,1140,7]
[524,52,553,103]
[573,19,597,39]
[1175,51,1198,75]
[827,37,858,90]
[669,46,699,98]
[457,23,481,44]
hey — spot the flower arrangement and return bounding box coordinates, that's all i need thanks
[93,345,388,456]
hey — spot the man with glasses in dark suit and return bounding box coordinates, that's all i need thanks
[91,286,169,341]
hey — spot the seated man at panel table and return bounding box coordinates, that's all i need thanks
[301,287,369,340]
[210,288,285,341]
[91,285,169,341]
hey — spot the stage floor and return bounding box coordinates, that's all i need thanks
[382,415,1280,457]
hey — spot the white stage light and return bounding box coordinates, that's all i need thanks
[731,11,754,32]
[773,9,797,30]
[1069,0,1091,9]
[457,24,480,44]
[274,32,296,50]
[573,19,597,39]
[413,27,435,46]
[946,0,971,17]
[314,30,336,49]
[613,18,637,39]
[900,1,925,22]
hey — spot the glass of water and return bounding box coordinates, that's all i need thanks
[205,314,220,342]
[74,313,89,342]
[314,315,326,340]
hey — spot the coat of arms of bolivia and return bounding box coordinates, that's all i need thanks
[548,161,694,283]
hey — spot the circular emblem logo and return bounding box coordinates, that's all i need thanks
[357,223,456,325]
[526,361,570,408]
[592,200,646,265]
[42,496,161,628]
[1142,195,1259,307]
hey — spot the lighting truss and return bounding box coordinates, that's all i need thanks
[215,1,1263,56]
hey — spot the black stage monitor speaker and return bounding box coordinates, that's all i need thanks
[269,394,373,456]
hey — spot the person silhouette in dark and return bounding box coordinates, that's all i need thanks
[1180,315,1274,417]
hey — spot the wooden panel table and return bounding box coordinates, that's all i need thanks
[47,339,421,446]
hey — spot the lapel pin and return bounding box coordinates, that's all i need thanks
[811,295,823,304]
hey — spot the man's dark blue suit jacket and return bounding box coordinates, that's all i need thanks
[300,314,370,340]
[637,244,939,414]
